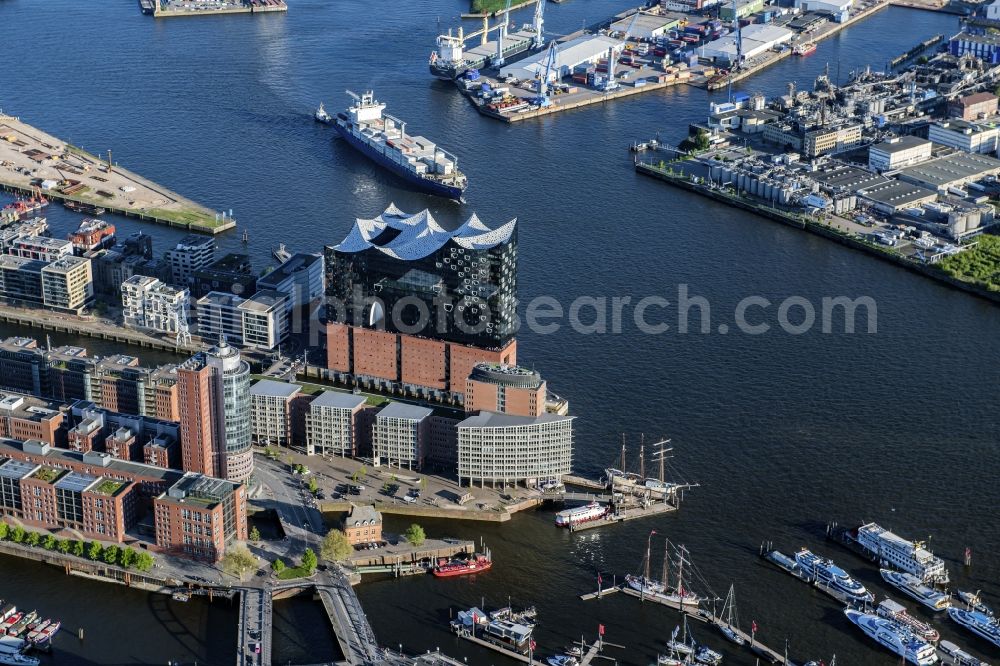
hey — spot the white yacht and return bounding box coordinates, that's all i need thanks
[948,608,1000,649]
[882,570,951,611]
[794,548,874,605]
[844,608,939,665]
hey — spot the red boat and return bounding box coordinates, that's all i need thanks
[433,555,493,578]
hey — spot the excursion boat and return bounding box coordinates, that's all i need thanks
[555,502,608,528]
[24,620,49,643]
[843,608,939,665]
[29,620,58,646]
[433,554,492,578]
[877,598,941,643]
[856,523,949,584]
[314,102,332,124]
[4,612,35,639]
[794,548,874,605]
[0,651,40,666]
[332,90,467,200]
[937,639,990,666]
[948,608,1000,649]
[881,570,951,611]
[955,591,994,616]
[1,613,23,635]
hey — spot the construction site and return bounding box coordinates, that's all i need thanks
[0,113,234,234]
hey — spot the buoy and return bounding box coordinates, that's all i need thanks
[78,627,84,640]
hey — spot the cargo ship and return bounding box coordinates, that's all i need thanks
[332,91,467,200]
[429,27,538,80]
[555,501,608,527]
[433,554,493,578]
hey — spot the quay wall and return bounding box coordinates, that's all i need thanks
[0,302,206,354]
[636,163,1000,305]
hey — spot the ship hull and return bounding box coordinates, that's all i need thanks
[333,122,464,200]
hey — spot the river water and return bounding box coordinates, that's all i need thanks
[1,0,998,664]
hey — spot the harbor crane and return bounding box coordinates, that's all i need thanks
[535,40,559,107]
[494,0,513,67]
[531,0,546,49]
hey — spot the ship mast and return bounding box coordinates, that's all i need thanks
[662,538,670,589]
[639,434,645,481]
[644,529,656,582]
[676,545,688,598]
[620,435,626,472]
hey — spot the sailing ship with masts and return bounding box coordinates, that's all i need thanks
[625,531,705,608]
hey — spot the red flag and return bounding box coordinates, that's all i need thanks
[599,624,605,636]
[751,620,758,634]
[597,572,603,586]
[530,640,537,651]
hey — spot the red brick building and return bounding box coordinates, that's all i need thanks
[0,460,138,543]
[464,363,545,418]
[153,472,248,561]
[0,394,66,447]
[949,92,999,120]
[342,504,382,546]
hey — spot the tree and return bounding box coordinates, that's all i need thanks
[308,476,318,495]
[221,544,257,582]
[43,535,57,550]
[249,526,261,542]
[120,546,137,568]
[301,547,317,574]
[72,540,85,557]
[11,526,24,543]
[271,558,286,574]
[135,551,154,572]
[404,524,426,547]
[88,541,103,561]
[320,529,352,562]
[103,544,120,565]
[694,130,711,152]
[0,522,8,540]
[25,531,40,547]
[57,539,71,554]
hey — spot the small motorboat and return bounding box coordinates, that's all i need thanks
[314,102,332,124]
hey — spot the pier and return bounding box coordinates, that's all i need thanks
[145,0,288,18]
[585,585,795,664]
[0,113,234,234]
[699,0,891,91]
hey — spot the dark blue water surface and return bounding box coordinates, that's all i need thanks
[1,0,998,664]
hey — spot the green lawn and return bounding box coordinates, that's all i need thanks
[471,0,530,13]
[144,207,226,229]
[937,234,1000,292]
[276,566,313,580]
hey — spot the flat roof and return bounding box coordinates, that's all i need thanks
[250,379,301,399]
[811,164,888,192]
[0,458,38,480]
[0,437,181,483]
[872,135,931,154]
[956,91,997,106]
[897,151,1000,187]
[610,12,680,33]
[256,253,322,289]
[376,402,433,421]
[54,470,98,493]
[239,289,287,313]
[859,180,938,208]
[458,411,574,428]
[310,390,367,410]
